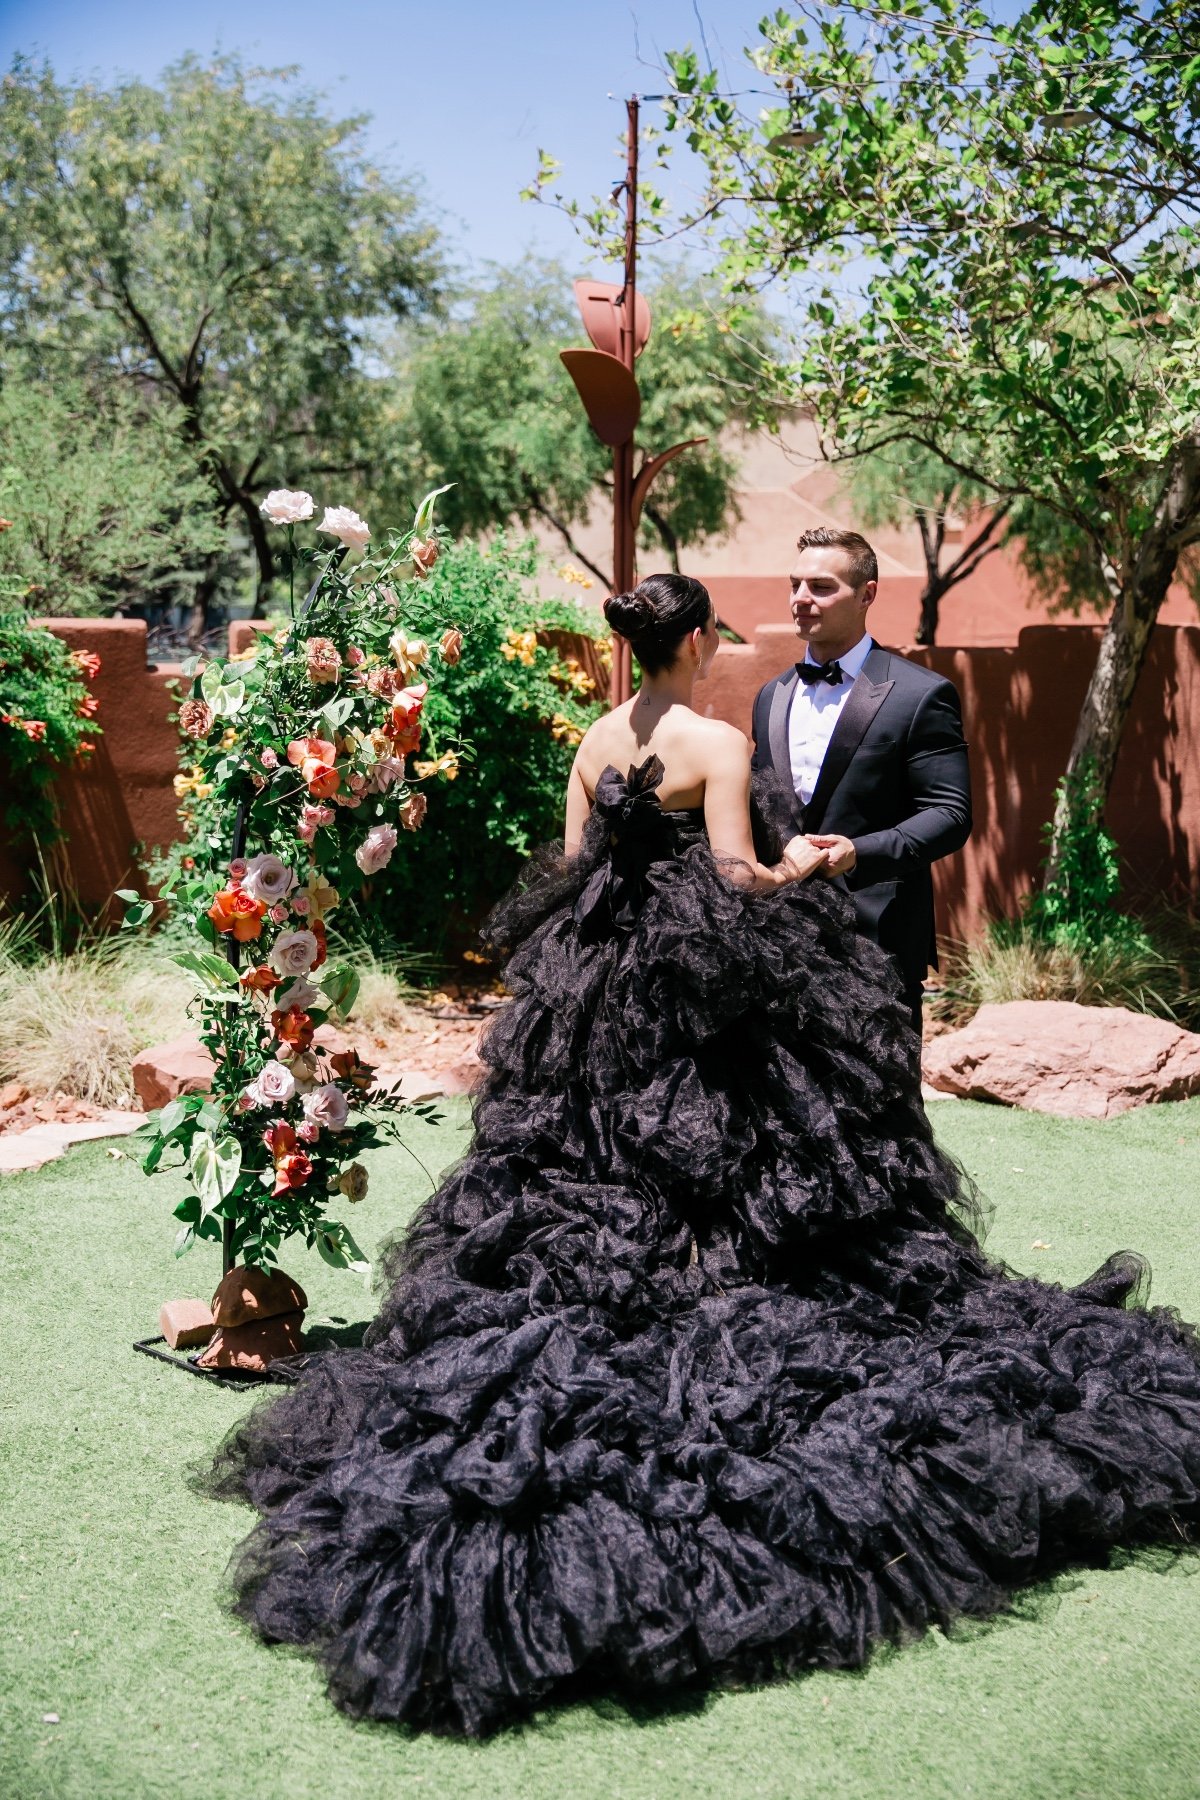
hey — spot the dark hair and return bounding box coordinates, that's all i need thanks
[795,526,878,590]
[603,573,713,674]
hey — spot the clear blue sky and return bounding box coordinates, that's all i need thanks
[0,0,779,281]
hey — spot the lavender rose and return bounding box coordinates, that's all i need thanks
[355,823,398,875]
[269,929,319,977]
[302,1082,350,1132]
[240,853,297,906]
[244,1060,296,1107]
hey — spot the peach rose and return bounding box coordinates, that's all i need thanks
[179,699,215,740]
[318,505,371,550]
[305,636,342,684]
[387,682,427,755]
[439,628,463,665]
[399,791,428,831]
[208,886,267,942]
[411,537,439,576]
[287,735,336,768]
[239,965,280,994]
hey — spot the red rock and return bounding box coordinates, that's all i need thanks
[158,1297,216,1350]
[921,1000,1200,1119]
[131,1033,215,1112]
[195,1311,305,1372]
[210,1265,308,1328]
[0,1081,30,1110]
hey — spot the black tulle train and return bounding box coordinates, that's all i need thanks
[206,761,1200,1736]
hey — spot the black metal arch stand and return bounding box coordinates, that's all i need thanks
[134,550,344,1384]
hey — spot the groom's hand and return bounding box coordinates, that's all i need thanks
[805,834,857,877]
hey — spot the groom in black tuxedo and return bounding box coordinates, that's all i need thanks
[751,526,972,1033]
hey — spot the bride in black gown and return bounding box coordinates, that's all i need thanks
[208,573,1200,1737]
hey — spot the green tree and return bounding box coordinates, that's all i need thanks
[842,439,1010,644]
[385,261,771,587]
[0,54,442,635]
[571,0,1200,876]
[0,359,221,616]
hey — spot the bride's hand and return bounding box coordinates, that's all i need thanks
[780,835,829,882]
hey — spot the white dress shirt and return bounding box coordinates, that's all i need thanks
[787,634,875,807]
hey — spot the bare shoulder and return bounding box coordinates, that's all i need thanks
[693,716,751,770]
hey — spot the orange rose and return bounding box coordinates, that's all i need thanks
[208,886,267,941]
[301,757,342,799]
[287,735,336,768]
[330,1048,375,1091]
[387,682,427,756]
[263,1121,297,1162]
[272,1150,312,1196]
[240,965,280,994]
[271,1005,315,1050]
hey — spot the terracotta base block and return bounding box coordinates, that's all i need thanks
[211,1265,308,1328]
[158,1298,216,1350]
[195,1310,305,1372]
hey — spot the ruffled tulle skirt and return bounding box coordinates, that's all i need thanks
[205,791,1200,1736]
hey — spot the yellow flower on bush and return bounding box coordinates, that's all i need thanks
[500,629,539,667]
[303,870,340,921]
[557,565,595,591]
[173,764,213,800]
[414,750,460,782]
[220,727,239,750]
[553,656,596,697]
[550,714,584,748]
[389,630,429,680]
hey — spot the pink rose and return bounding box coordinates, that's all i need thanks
[240,853,296,906]
[305,636,342,685]
[347,645,365,667]
[296,1119,321,1144]
[244,1060,296,1107]
[291,891,311,916]
[318,505,370,550]
[229,857,248,881]
[269,903,288,925]
[367,665,402,700]
[276,978,319,1011]
[355,823,398,875]
[260,747,280,770]
[296,802,334,845]
[367,755,405,794]
[302,1082,350,1132]
[260,489,314,525]
[270,929,320,977]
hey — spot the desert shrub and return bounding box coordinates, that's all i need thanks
[0,613,102,846]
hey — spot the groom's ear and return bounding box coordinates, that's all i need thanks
[860,580,878,610]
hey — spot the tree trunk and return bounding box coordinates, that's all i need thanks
[1044,435,1200,885]
[186,554,222,648]
[914,578,948,646]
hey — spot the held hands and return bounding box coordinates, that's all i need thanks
[803,833,857,878]
[780,835,830,882]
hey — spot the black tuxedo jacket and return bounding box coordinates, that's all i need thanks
[750,643,972,995]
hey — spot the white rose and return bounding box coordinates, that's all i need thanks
[318,505,371,551]
[260,489,315,525]
[275,978,319,1012]
[240,853,297,906]
[302,1082,350,1132]
[338,1162,369,1203]
[269,929,319,977]
[245,1060,296,1107]
[355,823,398,876]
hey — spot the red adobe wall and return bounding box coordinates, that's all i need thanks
[4,616,1197,943]
[696,622,1200,942]
[0,620,184,918]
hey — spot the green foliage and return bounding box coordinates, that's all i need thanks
[0,614,100,843]
[1023,758,1150,953]
[163,535,606,966]
[384,261,771,582]
[0,359,221,616]
[0,53,442,616]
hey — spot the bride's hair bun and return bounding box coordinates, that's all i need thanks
[604,590,656,639]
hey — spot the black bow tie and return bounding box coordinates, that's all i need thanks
[797,659,844,687]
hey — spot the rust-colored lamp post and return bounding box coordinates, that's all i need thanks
[561,96,705,708]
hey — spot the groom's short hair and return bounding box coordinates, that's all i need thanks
[796,527,878,591]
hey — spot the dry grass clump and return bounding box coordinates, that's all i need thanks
[932,917,1198,1031]
[0,929,193,1108]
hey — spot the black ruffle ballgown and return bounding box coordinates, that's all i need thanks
[207,757,1200,1737]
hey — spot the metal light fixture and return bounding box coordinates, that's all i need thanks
[1040,108,1099,129]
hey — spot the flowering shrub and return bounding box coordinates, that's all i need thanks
[0,613,101,846]
[158,536,609,962]
[122,490,463,1273]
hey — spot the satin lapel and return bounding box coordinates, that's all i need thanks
[766,666,798,779]
[803,647,895,831]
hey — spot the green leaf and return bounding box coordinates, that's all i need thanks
[173,1225,195,1258]
[318,963,360,1018]
[158,1098,188,1136]
[413,482,454,536]
[319,695,355,733]
[315,1221,370,1273]
[171,948,240,992]
[114,887,140,903]
[189,1131,242,1219]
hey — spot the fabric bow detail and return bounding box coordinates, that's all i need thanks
[573,755,668,946]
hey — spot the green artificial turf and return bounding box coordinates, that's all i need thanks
[2,1097,1199,1800]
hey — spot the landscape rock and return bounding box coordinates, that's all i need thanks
[211,1264,308,1328]
[921,1000,1200,1119]
[195,1311,305,1372]
[158,1298,216,1350]
[131,1033,215,1112]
